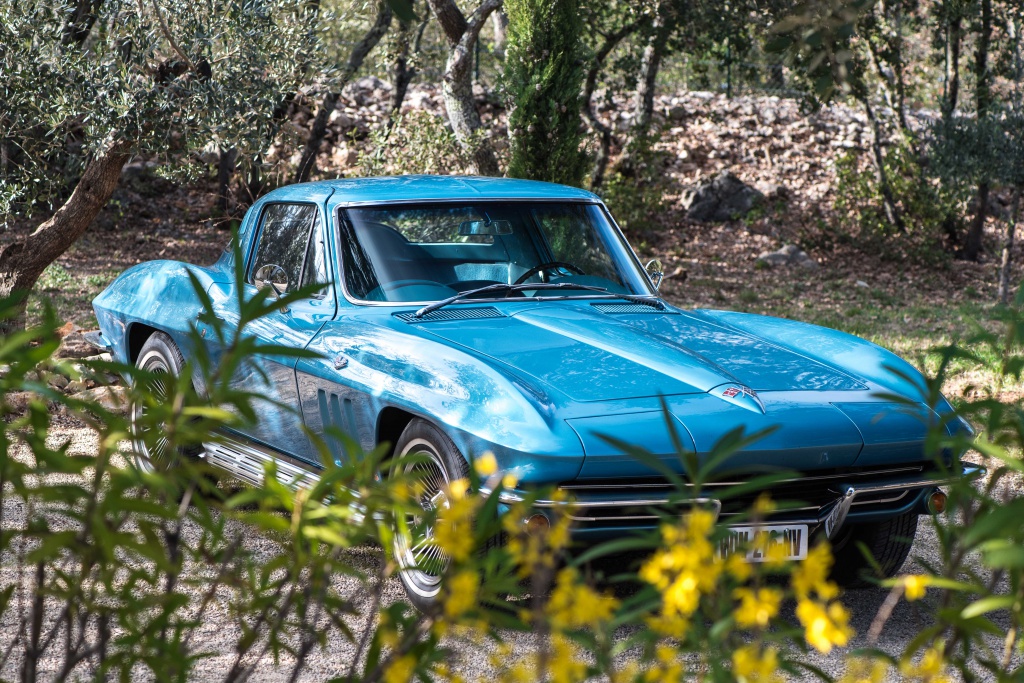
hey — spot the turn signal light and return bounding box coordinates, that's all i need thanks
[927,490,948,515]
[526,514,550,534]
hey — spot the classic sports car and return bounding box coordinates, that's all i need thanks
[90,175,977,608]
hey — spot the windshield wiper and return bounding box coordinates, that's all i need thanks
[414,282,664,318]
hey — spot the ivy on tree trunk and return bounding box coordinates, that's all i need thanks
[504,0,588,186]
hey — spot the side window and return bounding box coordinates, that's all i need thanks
[249,203,326,296]
[301,213,329,297]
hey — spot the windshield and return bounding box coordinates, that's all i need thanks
[337,202,652,303]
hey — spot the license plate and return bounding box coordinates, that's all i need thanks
[718,524,809,562]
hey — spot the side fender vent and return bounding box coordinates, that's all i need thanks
[395,306,505,323]
[591,303,675,315]
[318,389,359,465]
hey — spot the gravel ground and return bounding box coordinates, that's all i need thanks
[1,417,1018,681]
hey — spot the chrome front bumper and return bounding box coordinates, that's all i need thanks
[483,464,985,539]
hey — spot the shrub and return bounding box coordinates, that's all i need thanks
[357,110,478,177]
[833,141,962,263]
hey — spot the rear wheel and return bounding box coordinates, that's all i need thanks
[131,332,203,473]
[830,511,919,588]
[390,418,469,611]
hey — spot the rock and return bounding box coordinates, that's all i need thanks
[47,374,70,390]
[755,244,819,270]
[329,109,354,128]
[756,182,788,200]
[681,170,765,222]
[67,380,87,394]
[668,105,686,121]
[69,385,128,413]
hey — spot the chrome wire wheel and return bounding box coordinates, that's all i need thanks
[132,349,172,473]
[392,437,453,601]
[130,332,198,474]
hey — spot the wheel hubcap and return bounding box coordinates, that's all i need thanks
[394,442,451,597]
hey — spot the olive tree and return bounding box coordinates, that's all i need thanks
[0,0,320,330]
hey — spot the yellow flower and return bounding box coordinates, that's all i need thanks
[733,587,783,629]
[444,569,479,619]
[547,568,618,630]
[725,551,752,581]
[448,477,470,500]
[549,635,588,683]
[474,452,497,477]
[791,543,839,600]
[753,493,776,516]
[644,612,689,639]
[501,472,519,489]
[640,510,725,619]
[796,598,853,653]
[732,644,784,683]
[433,496,477,562]
[903,575,930,601]
[901,646,952,683]
[839,656,888,683]
[383,654,416,683]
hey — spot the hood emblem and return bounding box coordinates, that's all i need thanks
[711,384,766,414]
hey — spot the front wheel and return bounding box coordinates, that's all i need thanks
[390,418,469,611]
[830,510,919,588]
[131,332,202,473]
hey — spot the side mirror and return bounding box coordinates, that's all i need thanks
[253,264,289,298]
[645,259,664,291]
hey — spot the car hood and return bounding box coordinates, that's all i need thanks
[414,303,867,402]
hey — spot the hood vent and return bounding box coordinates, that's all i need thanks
[395,306,505,323]
[591,302,674,315]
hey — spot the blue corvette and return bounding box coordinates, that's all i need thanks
[90,175,977,607]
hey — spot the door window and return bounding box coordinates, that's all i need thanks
[249,203,328,297]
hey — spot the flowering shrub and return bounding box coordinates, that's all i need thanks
[2,244,1022,682]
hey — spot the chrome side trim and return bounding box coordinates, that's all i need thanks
[203,430,322,489]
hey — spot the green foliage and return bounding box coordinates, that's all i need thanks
[833,141,960,262]
[599,129,669,232]
[929,110,1024,190]
[503,0,590,187]
[357,110,476,176]
[0,0,320,215]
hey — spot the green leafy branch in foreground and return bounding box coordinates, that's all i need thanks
[3,238,1024,682]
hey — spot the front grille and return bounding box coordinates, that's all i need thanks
[394,306,505,323]
[558,464,930,527]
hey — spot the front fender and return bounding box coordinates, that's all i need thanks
[300,319,586,483]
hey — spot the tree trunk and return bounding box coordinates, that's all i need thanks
[859,96,905,233]
[998,185,1021,305]
[491,10,508,59]
[630,1,672,140]
[389,6,430,126]
[61,0,102,48]
[217,147,238,215]
[427,0,502,177]
[0,143,129,332]
[618,0,672,174]
[294,2,393,183]
[964,0,992,261]
[582,20,642,188]
[943,14,961,119]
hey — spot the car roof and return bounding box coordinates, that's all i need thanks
[267,175,601,204]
